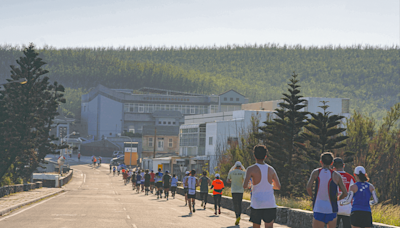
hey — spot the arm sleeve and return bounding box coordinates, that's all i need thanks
[370,190,379,205]
[341,191,354,205]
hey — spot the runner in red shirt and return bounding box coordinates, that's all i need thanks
[149,170,155,194]
[333,158,355,228]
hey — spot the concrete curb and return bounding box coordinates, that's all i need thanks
[0,189,64,216]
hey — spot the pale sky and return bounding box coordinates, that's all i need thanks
[1,0,399,48]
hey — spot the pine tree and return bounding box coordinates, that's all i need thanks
[302,101,349,168]
[259,72,309,196]
[0,44,65,182]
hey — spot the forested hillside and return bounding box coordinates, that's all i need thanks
[0,44,398,119]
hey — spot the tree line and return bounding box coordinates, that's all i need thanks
[0,44,398,120]
[218,73,399,205]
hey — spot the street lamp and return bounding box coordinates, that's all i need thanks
[119,135,133,168]
[0,78,28,86]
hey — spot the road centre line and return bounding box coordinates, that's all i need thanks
[132,224,137,228]
[127,215,130,219]
[0,192,67,222]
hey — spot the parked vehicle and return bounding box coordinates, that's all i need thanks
[112,151,123,157]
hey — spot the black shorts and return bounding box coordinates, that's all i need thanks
[250,208,276,225]
[150,182,155,186]
[136,183,140,186]
[171,186,177,192]
[184,188,188,194]
[351,211,372,227]
[145,182,150,187]
[164,184,170,189]
[188,193,196,199]
[155,182,163,188]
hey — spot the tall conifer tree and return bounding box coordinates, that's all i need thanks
[259,72,309,196]
[302,101,349,168]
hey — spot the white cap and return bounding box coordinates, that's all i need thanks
[215,173,220,178]
[235,161,242,167]
[185,171,190,174]
[354,166,366,175]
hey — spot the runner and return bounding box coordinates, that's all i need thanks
[112,166,116,176]
[150,170,155,194]
[117,165,121,175]
[141,170,145,192]
[333,158,355,228]
[122,167,126,178]
[341,166,378,228]
[144,169,151,195]
[136,172,142,193]
[227,161,246,225]
[199,171,211,210]
[170,174,178,199]
[243,145,281,228]
[93,156,97,167]
[185,169,198,216]
[306,152,348,228]
[123,169,128,185]
[155,168,163,199]
[183,171,190,206]
[109,163,112,173]
[98,156,102,166]
[131,170,136,190]
[211,173,224,215]
[163,170,171,200]
[78,152,81,162]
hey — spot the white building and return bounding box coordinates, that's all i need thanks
[180,110,273,173]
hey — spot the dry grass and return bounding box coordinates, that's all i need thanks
[197,186,399,226]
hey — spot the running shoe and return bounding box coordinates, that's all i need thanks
[189,212,192,216]
[203,204,206,210]
[185,203,187,206]
[235,217,241,225]
[218,208,221,214]
[214,210,217,215]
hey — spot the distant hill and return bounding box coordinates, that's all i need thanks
[0,44,398,119]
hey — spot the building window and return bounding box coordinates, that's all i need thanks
[148,137,153,147]
[163,121,166,124]
[227,137,238,146]
[157,138,164,151]
[158,121,161,124]
[342,99,350,113]
[169,138,173,147]
[230,97,233,101]
[173,122,176,125]
[224,97,227,101]
[83,106,86,112]
[129,127,135,133]
[236,98,239,101]
[138,104,144,113]
[168,122,171,125]
[209,137,213,145]
[59,126,67,138]
[190,106,195,114]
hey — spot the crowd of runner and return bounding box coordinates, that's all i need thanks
[104,145,377,228]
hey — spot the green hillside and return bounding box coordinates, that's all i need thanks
[0,44,398,119]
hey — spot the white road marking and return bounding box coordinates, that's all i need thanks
[123,208,126,211]
[0,192,67,222]
[132,224,137,228]
[127,215,130,219]
[83,174,86,183]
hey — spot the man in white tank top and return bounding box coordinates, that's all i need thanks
[306,152,348,228]
[243,145,281,228]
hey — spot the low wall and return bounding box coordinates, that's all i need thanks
[0,181,43,198]
[176,187,397,228]
[32,170,73,188]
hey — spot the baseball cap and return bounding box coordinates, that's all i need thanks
[215,173,220,178]
[165,170,169,173]
[185,171,190,174]
[235,161,242,167]
[354,166,366,175]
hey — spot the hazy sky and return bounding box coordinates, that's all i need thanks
[1,0,399,48]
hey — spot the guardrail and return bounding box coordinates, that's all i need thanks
[0,182,43,198]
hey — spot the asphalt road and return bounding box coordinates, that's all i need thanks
[0,160,289,228]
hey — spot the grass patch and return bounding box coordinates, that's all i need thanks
[196,186,399,226]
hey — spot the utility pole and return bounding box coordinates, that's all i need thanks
[153,127,157,158]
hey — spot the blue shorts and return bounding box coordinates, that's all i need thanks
[313,212,337,224]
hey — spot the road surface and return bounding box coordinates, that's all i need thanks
[0,159,289,228]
